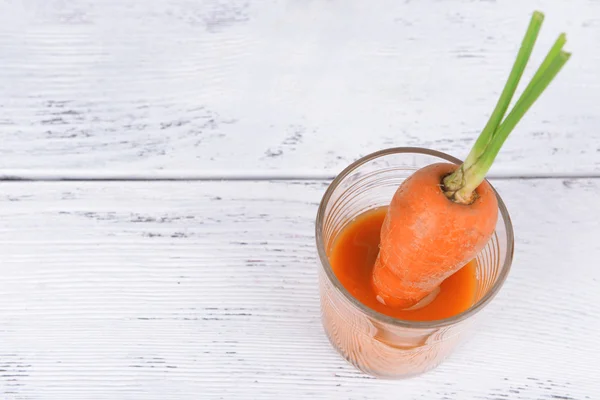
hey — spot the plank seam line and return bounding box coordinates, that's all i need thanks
[0,170,599,182]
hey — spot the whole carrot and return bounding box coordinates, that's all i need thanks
[372,11,570,308]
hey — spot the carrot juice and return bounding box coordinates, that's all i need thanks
[329,207,477,322]
[317,148,513,379]
[320,207,484,378]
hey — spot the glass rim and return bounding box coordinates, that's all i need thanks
[315,146,515,329]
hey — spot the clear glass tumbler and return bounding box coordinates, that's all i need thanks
[316,147,514,379]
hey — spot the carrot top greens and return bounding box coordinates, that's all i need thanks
[443,11,570,204]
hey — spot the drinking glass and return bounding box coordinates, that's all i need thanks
[315,147,514,378]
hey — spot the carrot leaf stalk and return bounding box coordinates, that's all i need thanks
[443,10,570,204]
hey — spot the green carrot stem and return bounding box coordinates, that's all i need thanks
[457,50,570,198]
[462,11,544,172]
[443,10,570,204]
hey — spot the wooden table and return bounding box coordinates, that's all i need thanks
[1,1,599,398]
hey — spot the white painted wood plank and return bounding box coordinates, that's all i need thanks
[0,179,598,399]
[0,0,598,174]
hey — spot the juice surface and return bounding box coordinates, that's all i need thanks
[329,207,477,321]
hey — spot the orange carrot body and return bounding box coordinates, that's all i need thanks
[371,163,498,308]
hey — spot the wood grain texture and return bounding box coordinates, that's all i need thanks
[1,0,599,174]
[0,179,598,399]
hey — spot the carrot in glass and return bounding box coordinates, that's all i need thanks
[372,11,570,308]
